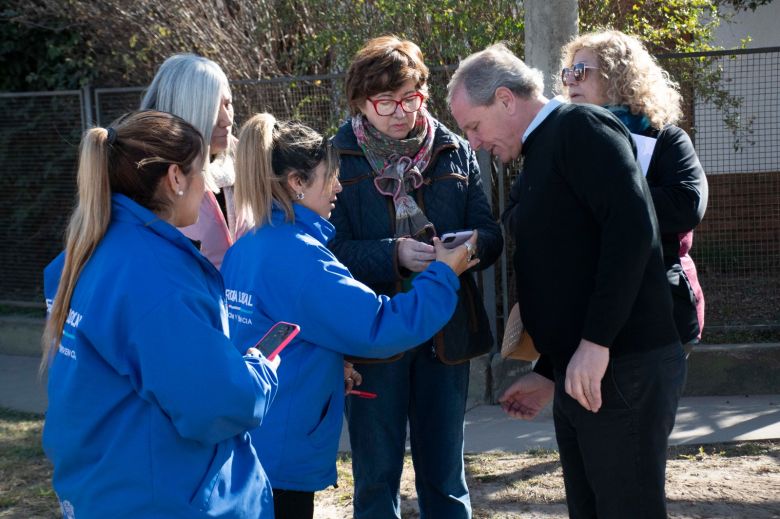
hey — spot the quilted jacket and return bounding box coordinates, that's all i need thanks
[330,118,504,362]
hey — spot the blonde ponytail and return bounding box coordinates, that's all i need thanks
[235,114,333,231]
[40,110,204,375]
[236,113,292,228]
[41,128,112,373]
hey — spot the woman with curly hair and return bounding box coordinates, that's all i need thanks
[560,30,708,350]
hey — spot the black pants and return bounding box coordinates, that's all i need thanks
[553,342,686,519]
[272,488,314,519]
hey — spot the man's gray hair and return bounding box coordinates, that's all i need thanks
[447,43,544,106]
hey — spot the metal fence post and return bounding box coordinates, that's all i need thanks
[81,84,93,132]
[476,149,499,348]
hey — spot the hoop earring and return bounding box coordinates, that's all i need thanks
[295,192,305,200]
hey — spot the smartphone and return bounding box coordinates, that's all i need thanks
[253,321,300,360]
[440,230,474,249]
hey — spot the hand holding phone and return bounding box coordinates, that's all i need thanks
[252,321,300,361]
[433,229,480,276]
[440,230,474,249]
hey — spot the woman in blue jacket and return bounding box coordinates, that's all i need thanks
[42,110,278,519]
[220,113,479,518]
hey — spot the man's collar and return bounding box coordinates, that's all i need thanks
[522,96,566,143]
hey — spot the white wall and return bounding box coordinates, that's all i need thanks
[714,2,780,49]
[691,3,780,175]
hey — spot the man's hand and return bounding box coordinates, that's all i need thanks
[498,372,554,420]
[565,338,610,412]
[397,238,436,272]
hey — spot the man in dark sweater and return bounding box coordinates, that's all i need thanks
[448,44,686,518]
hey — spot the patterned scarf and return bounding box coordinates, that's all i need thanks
[352,107,436,242]
[605,105,652,134]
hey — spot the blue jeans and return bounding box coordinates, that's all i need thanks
[345,343,471,519]
[553,342,687,519]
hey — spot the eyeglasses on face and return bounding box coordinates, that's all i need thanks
[561,62,600,84]
[366,92,425,116]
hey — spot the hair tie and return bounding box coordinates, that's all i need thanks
[106,127,117,145]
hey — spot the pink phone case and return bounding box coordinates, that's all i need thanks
[254,321,301,360]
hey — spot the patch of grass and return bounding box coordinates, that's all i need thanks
[702,328,780,344]
[669,439,780,460]
[715,440,779,457]
[526,447,559,458]
[0,407,58,517]
[0,304,46,317]
[335,452,354,489]
[4,407,779,519]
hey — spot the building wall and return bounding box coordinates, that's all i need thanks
[714,2,780,48]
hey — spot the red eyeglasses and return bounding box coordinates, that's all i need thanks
[561,62,600,84]
[366,92,425,116]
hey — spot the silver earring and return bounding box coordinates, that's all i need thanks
[177,190,184,196]
[295,192,305,200]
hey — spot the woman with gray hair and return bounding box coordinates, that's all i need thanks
[141,54,236,268]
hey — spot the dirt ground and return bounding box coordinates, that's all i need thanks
[314,442,780,519]
[1,406,778,518]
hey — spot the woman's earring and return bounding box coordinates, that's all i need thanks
[177,190,184,196]
[295,192,305,200]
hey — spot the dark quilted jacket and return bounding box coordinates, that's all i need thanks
[329,118,503,361]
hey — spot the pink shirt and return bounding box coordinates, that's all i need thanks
[179,191,233,269]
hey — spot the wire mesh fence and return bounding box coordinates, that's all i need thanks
[0,91,84,306]
[661,48,780,330]
[1,48,777,333]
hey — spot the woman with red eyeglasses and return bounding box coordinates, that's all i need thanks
[330,35,503,518]
[560,30,708,352]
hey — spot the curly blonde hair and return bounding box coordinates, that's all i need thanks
[559,30,682,129]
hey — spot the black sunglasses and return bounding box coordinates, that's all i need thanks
[561,62,600,84]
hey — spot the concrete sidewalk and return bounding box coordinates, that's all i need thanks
[2,353,778,452]
[456,394,780,453]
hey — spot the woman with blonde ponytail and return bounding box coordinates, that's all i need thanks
[41,110,278,519]
[220,113,480,518]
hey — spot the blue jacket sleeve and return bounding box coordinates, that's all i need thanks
[292,259,460,358]
[125,292,278,445]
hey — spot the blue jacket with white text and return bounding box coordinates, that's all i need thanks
[220,203,460,491]
[42,194,278,519]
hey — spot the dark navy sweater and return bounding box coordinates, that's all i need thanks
[503,104,680,377]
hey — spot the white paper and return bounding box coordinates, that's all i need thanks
[630,133,657,177]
